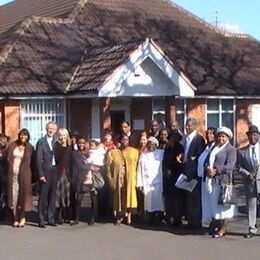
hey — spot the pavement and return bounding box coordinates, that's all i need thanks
[0,177,258,260]
[0,213,260,260]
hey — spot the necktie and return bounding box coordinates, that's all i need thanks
[251,146,258,172]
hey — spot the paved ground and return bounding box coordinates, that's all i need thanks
[0,214,260,260]
[0,178,257,260]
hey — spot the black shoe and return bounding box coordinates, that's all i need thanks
[70,220,79,226]
[88,219,95,226]
[244,232,255,239]
[172,220,183,227]
[39,223,46,228]
[48,222,58,227]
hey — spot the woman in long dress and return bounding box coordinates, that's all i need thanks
[55,128,71,224]
[106,133,139,225]
[6,129,34,227]
[197,127,216,232]
[137,136,165,224]
[204,127,236,238]
[162,129,184,226]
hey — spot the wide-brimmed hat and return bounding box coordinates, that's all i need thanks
[216,126,233,139]
[246,125,260,135]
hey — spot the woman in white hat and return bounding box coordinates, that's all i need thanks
[137,136,165,224]
[204,126,237,238]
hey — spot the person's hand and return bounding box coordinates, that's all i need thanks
[248,174,255,181]
[137,187,143,192]
[176,154,183,163]
[207,167,216,177]
[39,176,46,183]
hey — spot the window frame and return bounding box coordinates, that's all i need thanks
[20,99,67,146]
[206,98,236,142]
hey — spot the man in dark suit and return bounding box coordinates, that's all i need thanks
[183,118,205,229]
[237,125,260,238]
[36,122,58,228]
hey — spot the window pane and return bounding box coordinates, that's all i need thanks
[222,99,233,111]
[175,99,184,112]
[207,99,219,110]
[153,99,165,111]
[21,100,65,147]
[207,113,219,129]
[222,113,234,132]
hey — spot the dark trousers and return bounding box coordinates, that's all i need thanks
[74,190,98,223]
[186,178,202,227]
[38,168,58,225]
[165,189,186,223]
[97,185,111,219]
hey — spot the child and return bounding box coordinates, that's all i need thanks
[84,140,106,189]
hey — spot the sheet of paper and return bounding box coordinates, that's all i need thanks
[175,173,198,192]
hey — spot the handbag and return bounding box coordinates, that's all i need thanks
[218,184,237,205]
[92,171,105,189]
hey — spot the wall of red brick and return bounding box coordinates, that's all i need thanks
[186,98,206,136]
[131,98,152,145]
[235,99,260,148]
[2,101,20,141]
[68,98,92,138]
[100,98,111,135]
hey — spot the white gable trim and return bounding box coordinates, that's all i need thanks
[98,38,195,97]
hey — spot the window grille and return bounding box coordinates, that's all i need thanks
[21,99,66,146]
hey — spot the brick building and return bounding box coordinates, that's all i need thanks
[0,0,260,146]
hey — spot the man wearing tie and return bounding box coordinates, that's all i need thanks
[36,122,58,228]
[183,118,205,229]
[237,125,260,238]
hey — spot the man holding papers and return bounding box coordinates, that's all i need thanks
[183,118,205,230]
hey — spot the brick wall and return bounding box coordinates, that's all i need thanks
[235,99,260,148]
[131,98,152,145]
[3,101,20,141]
[100,97,111,134]
[68,98,92,138]
[186,98,206,136]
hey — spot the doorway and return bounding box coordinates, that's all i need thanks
[110,110,125,137]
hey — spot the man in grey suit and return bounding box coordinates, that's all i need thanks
[237,125,260,238]
[36,122,58,228]
[183,118,205,229]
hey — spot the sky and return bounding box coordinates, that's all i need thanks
[0,0,259,40]
[173,0,260,40]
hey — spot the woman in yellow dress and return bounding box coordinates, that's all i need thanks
[106,133,139,225]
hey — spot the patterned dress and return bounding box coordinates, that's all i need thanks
[12,147,24,214]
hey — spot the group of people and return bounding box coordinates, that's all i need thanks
[0,118,259,239]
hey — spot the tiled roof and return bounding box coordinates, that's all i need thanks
[0,0,259,96]
[68,41,142,93]
[0,0,78,33]
[0,20,85,95]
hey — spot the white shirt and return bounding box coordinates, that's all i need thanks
[47,136,54,151]
[249,143,260,165]
[184,130,197,161]
[47,136,56,166]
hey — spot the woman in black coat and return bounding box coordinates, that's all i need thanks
[162,129,185,226]
[70,137,97,225]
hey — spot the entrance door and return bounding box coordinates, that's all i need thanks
[110,111,125,138]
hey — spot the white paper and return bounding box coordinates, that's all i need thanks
[175,173,198,192]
